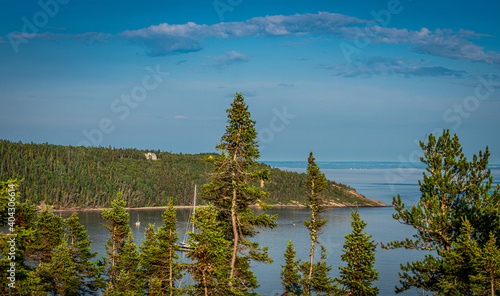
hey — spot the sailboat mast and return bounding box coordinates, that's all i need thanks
[192,184,196,232]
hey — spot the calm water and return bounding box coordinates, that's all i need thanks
[56,162,500,295]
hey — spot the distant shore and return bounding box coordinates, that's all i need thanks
[45,199,389,213]
[46,205,197,213]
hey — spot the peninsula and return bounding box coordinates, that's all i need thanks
[0,140,386,209]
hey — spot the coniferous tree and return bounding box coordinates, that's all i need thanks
[102,192,130,285]
[186,204,233,296]
[336,208,379,296]
[310,245,335,295]
[300,151,331,295]
[0,180,44,295]
[65,212,105,294]
[383,130,500,294]
[30,210,65,293]
[40,238,81,295]
[141,202,183,295]
[202,92,277,292]
[102,192,144,295]
[109,234,146,295]
[439,219,500,295]
[471,233,500,295]
[280,241,302,296]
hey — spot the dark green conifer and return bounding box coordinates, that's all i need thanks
[30,210,65,293]
[102,192,144,294]
[186,204,233,296]
[301,151,329,295]
[337,208,379,296]
[65,212,105,293]
[310,245,336,295]
[439,219,500,295]
[141,202,183,295]
[0,180,44,295]
[41,238,80,295]
[102,192,131,285]
[202,92,277,292]
[383,130,500,294]
[108,234,145,295]
[471,232,500,295]
[280,241,302,296]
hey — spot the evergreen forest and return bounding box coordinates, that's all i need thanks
[0,139,380,209]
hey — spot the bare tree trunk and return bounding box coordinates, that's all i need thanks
[229,187,239,282]
[169,228,173,296]
[308,239,315,279]
[203,270,208,296]
[491,275,495,296]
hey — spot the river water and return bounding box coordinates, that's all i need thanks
[58,161,500,295]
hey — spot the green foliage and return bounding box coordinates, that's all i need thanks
[0,179,43,295]
[302,152,332,295]
[202,93,277,293]
[280,241,302,296]
[383,130,500,294]
[336,208,379,296]
[186,204,233,296]
[39,238,81,295]
[141,202,183,295]
[470,232,500,295]
[297,245,336,296]
[65,212,106,294]
[0,180,104,295]
[106,234,146,295]
[309,246,336,295]
[438,220,500,295]
[102,192,145,294]
[0,139,377,209]
[304,152,328,245]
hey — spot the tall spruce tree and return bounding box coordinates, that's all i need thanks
[186,204,233,296]
[110,234,145,295]
[382,130,500,294]
[300,151,330,295]
[40,237,81,295]
[202,92,277,292]
[439,219,500,295]
[65,212,105,294]
[141,202,183,295]
[0,179,44,295]
[336,208,379,296]
[280,241,302,296]
[30,210,66,293]
[102,192,144,295]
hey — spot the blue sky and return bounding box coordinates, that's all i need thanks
[1,0,499,162]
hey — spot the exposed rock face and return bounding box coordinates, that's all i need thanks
[144,152,158,160]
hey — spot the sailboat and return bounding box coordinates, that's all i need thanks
[179,184,197,251]
[135,213,140,226]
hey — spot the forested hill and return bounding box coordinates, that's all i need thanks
[0,140,384,209]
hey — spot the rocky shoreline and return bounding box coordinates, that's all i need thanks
[44,199,389,213]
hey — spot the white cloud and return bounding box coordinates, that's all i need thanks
[9,11,500,64]
[119,12,368,56]
[118,12,500,64]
